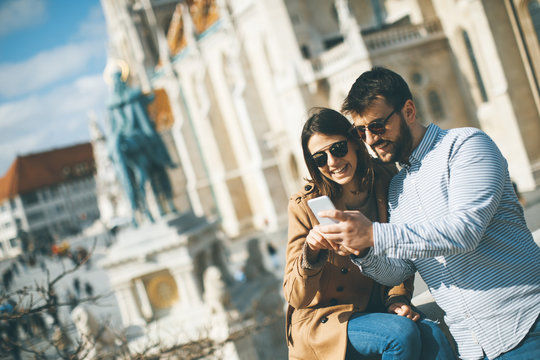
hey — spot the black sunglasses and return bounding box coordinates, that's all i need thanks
[310,140,348,167]
[350,109,396,140]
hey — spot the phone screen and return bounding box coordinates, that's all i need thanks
[307,196,338,225]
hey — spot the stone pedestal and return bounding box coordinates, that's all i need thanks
[99,213,286,358]
[99,211,217,330]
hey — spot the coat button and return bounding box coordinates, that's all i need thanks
[341,267,348,274]
[336,286,344,292]
[329,298,338,306]
[320,316,328,323]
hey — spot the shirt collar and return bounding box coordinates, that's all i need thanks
[400,123,440,167]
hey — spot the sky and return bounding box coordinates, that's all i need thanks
[0,0,109,176]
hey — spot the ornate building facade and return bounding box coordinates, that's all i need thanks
[98,0,540,241]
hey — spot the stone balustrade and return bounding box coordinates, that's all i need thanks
[364,18,444,51]
[310,19,444,77]
[312,41,350,74]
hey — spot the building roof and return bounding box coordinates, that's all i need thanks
[0,143,95,202]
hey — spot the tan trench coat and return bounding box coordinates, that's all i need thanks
[283,162,414,360]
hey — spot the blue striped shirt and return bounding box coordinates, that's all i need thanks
[352,124,540,359]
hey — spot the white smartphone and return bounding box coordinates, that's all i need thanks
[307,195,338,226]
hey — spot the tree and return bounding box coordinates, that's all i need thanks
[0,248,285,359]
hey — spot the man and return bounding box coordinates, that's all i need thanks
[318,67,540,359]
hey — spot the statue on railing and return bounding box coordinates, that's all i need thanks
[105,60,177,227]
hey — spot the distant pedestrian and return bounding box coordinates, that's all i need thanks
[84,282,94,297]
[2,269,13,290]
[266,242,279,270]
[73,277,81,297]
[47,289,60,326]
[31,313,48,339]
[17,256,27,271]
[11,262,19,275]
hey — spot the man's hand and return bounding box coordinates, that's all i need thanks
[388,302,420,322]
[315,209,374,256]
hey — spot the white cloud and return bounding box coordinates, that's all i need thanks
[0,0,46,37]
[0,2,108,99]
[74,4,109,41]
[0,73,109,175]
[0,40,106,98]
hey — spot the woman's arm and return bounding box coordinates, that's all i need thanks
[283,197,330,309]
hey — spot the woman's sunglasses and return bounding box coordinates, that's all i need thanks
[310,140,348,167]
[350,109,396,140]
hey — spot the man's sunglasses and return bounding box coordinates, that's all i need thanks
[310,140,348,167]
[350,109,396,140]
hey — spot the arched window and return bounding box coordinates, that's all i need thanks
[411,71,424,86]
[528,0,540,44]
[462,30,488,102]
[428,90,445,121]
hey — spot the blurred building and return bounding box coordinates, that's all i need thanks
[0,143,100,259]
[98,0,540,242]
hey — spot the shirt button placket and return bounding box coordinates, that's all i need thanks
[471,331,479,344]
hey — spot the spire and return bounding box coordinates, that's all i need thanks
[88,111,104,142]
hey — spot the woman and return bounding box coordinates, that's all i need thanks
[283,108,454,360]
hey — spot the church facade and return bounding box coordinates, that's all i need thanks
[98,0,540,240]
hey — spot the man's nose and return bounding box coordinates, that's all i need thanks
[364,130,378,146]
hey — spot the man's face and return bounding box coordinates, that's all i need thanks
[351,97,413,163]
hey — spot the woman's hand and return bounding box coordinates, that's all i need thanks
[388,302,420,322]
[306,228,336,252]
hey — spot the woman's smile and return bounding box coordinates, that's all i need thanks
[330,163,352,178]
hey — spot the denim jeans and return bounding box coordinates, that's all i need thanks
[485,315,540,360]
[346,312,456,360]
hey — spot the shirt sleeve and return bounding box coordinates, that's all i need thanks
[374,131,506,259]
[351,248,417,286]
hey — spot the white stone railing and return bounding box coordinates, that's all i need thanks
[312,41,350,73]
[310,19,444,76]
[364,18,444,51]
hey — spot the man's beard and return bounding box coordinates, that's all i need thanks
[393,114,413,163]
[373,113,413,163]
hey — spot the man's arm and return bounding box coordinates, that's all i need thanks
[351,248,417,286]
[320,131,508,259]
[373,132,506,258]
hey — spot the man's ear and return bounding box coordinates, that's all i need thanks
[403,99,416,124]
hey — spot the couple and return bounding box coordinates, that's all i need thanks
[283,67,540,360]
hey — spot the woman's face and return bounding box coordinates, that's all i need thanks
[307,133,358,186]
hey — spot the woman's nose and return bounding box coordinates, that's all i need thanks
[326,152,338,166]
